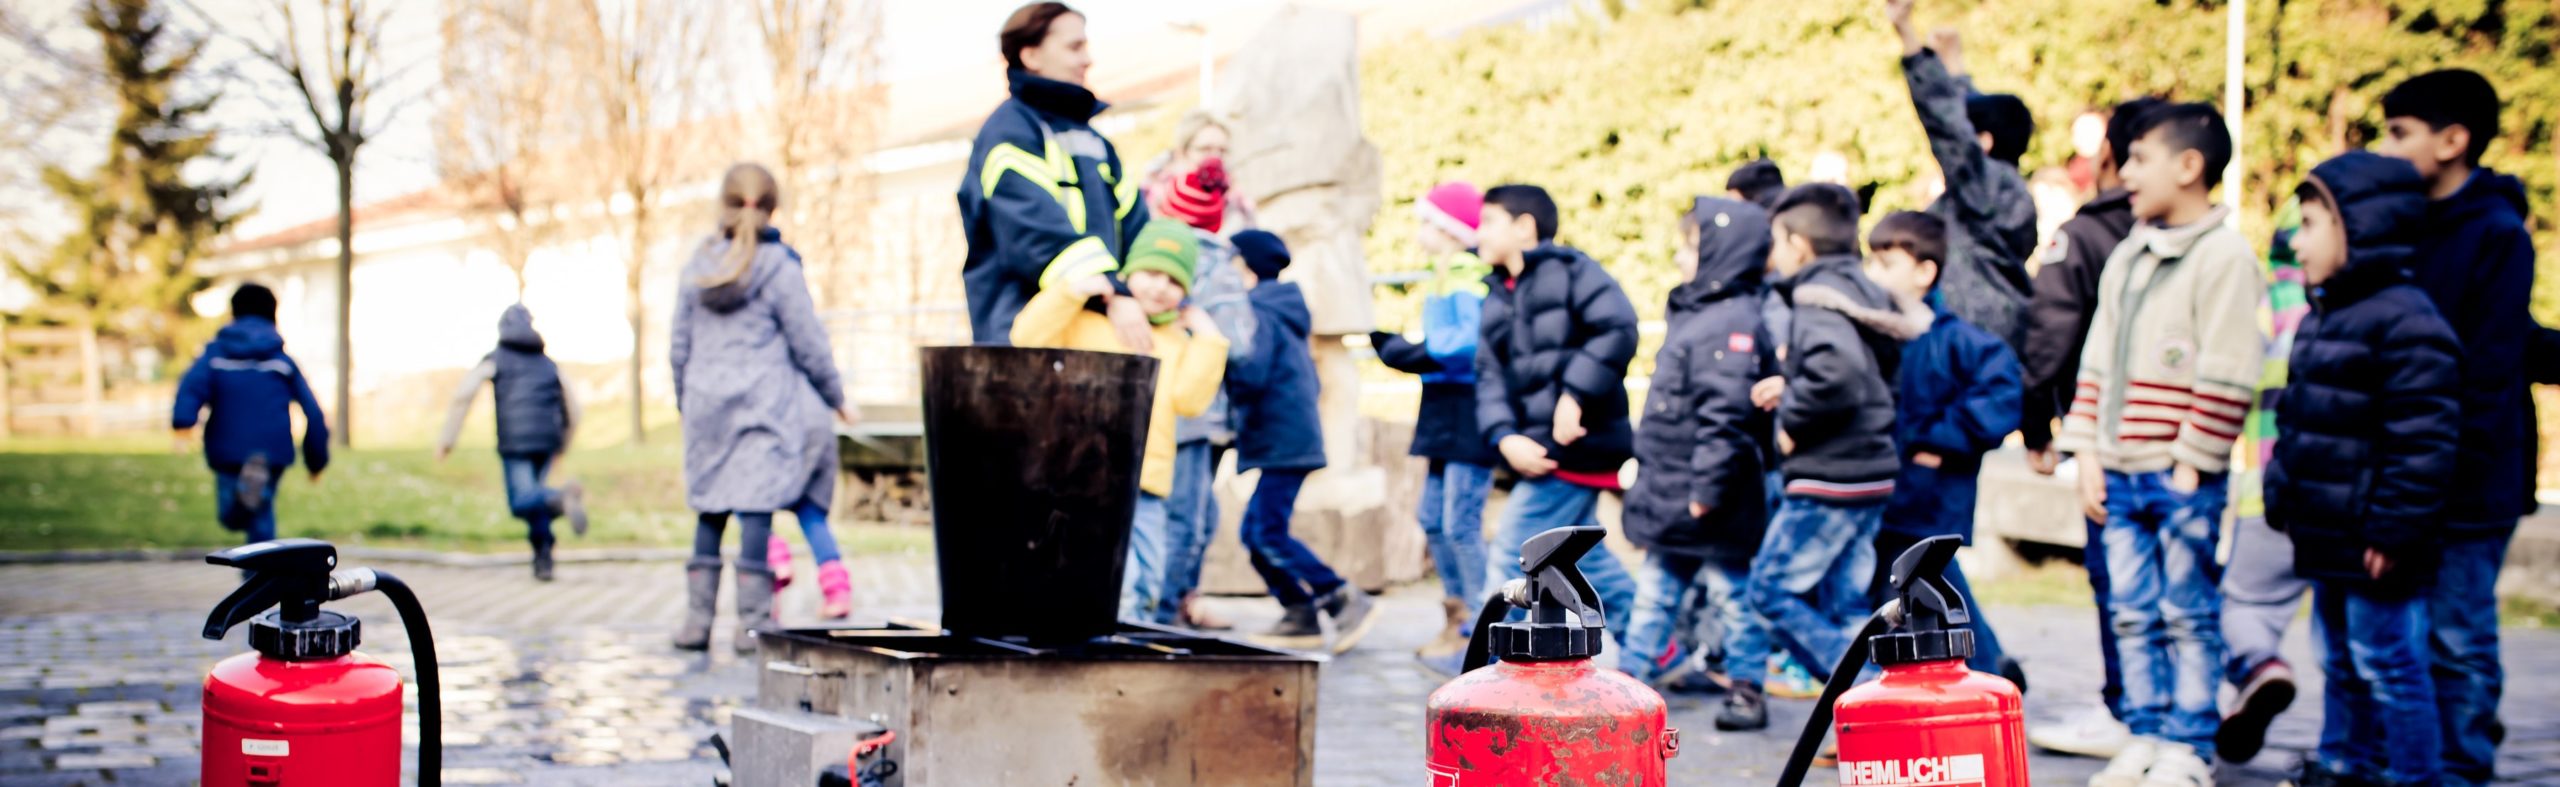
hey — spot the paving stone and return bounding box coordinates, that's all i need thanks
[5,554,2560,784]
[51,751,154,769]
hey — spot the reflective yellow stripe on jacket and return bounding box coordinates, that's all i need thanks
[982,136,1121,285]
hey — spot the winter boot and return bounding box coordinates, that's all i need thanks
[531,538,555,582]
[671,558,722,651]
[1715,680,1769,731]
[1318,586,1380,654]
[1250,603,1325,651]
[768,535,796,589]
[817,560,853,619]
[1417,597,1471,658]
[734,564,781,656]
[561,480,589,536]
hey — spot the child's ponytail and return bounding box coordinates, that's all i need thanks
[700,163,780,289]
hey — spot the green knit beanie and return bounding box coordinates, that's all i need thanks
[1122,220,1199,292]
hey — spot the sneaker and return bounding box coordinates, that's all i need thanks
[2136,743,2213,787]
[2088,736,2162,787]
[531,542,555,582]
[227,454,273,531]
[1767,654,1824,699]
[1714,680,1768,731]
[1318,586,1379,654]
[561,480,589,536]
[1811,740,1840,768]
[2217,659,2296,763]
[1249,603,1325,651]
[1661,666,1730,696]
[2033,707,2135,759]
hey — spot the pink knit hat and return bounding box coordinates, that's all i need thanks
[1416,181,1483,247]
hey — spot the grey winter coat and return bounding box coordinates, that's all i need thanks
[1173,230,1256,446]
[671,231,846,513]
[1904,51,2039,352]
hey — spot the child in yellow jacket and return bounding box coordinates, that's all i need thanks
[1011,219,1229,621]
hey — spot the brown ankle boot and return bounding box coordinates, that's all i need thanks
[1416,597,1470,658]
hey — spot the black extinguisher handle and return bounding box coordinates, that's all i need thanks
[1457,591,1516,673]
[1776,603,1895,787]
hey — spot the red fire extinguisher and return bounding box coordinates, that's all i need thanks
[1426,526,1676,786]
[1778,535,2027,787]
[198,539,443,787]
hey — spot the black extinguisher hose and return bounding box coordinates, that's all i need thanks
[371,571,441,787]
[1457,592,1515,673]
[1775,602,1898,787]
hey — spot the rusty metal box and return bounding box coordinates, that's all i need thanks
[756,624,1323,787]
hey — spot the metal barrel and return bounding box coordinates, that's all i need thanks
[918,346,1157,643]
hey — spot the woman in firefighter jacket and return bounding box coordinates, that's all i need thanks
[960,2,1154,348]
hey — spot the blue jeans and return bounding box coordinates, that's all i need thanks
[1159,442,1222,621]
[1419,460,1494,604]
[2312,578,2438,784]
[1730,495,1882,683]
[1240,469,1344,607]
[2100,469,2227,758]
[214,471,281,544]
[2433,531,2510,787]
[693,512,775,573]
[2083,514,2126,718]
[1120,493,1171,621]
[1485,476,1636,636]
[501,453,561,547]
[786,500,843,565]
[1620,551,1752,681]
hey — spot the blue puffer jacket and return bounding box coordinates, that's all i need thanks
[1624,198,1776,559]
[1881,303,2023,539]
[2266,151,2462,590]
[1475,243,1642,473]
[1373,250,1499,465]
[2407,168,2542,532]
[958,69,1148,343]
[1228,283,1327,472]
[172,318,331,474]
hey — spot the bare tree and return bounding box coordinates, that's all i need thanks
[748,0,882,310]
[437,0,568,297]
[216,0,407,447]
[564,0,717,444]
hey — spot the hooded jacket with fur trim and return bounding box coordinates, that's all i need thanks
[1776,255,1933,499]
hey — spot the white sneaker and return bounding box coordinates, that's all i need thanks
[2034,708,2135,759]
[2088,736,2162,787]
[2137,743,2213,787]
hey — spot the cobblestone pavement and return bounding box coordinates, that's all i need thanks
[4,552,2557,785]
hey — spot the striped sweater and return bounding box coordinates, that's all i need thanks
[2056,205,2265,474]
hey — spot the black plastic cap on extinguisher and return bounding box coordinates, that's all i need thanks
[1867,534,1975,667]
[1488,526,1613,662]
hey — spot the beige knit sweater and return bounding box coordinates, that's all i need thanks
[2056,205,2265,474]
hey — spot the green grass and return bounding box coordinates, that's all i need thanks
[0,435,932,554]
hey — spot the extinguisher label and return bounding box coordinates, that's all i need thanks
[1838,753,1984,786]
[1426,762,1461,786]
[240,738,290,757]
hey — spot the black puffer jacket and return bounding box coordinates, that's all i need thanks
[1625,199,1776,559]
[1475,243,1642,473]
[1776,255,1933,498]
[2266,151,2462,591]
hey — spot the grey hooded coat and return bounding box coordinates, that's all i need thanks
[671,231,845,513]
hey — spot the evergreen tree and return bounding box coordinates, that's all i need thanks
[8,0,245,360]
